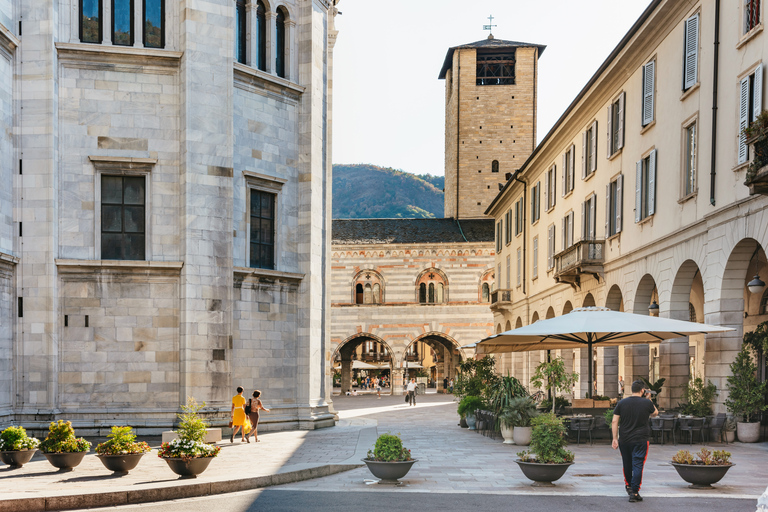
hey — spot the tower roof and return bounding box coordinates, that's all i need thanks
[438,38,546,79]
[332,218,495,245]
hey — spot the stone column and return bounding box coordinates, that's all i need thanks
[392,368,405,395]
[340,359,352,394]
[285,19,296,81]
[133,1,143,47]
[598,346,619,398]
[247,2,257,66]
[658,338,689,409]
[265,11,276,74]
[624,344,649,384]
[103,1,112,45]
[703,302,744,413]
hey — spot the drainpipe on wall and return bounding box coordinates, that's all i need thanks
[456,53,461,218]
[710,0,720,206]
[514,173,527,295]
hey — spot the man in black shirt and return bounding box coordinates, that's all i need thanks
[612,380,658,503]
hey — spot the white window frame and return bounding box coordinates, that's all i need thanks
[244,170,286,270]
[582,120,597,179]
[738,64,763,165]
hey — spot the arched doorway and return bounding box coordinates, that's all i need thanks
[583,293,596,307]
[333,333,396,395]
[402,332,464,393]
[628,274,659,392]
[605,284,624,311]
[563,301,573,315]
[531,311,540,323]
[546,306,555,319]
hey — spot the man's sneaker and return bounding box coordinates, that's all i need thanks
[625,485,632,496]
[629,493,643,502]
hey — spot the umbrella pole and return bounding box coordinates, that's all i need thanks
[546,350,552,401]
[587,340,593,399]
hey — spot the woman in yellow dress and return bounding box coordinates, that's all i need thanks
[230,386,247,442]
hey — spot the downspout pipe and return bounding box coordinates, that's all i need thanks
[710,0,720,206]
[514,173,527,295]
[456,53,461,217]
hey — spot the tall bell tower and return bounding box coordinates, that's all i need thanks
[440,35,545,219]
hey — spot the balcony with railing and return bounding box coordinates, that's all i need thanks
[490,289,513,310]
[554,239,605,287]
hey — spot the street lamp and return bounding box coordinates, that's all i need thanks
[748,274,766,294]
[648,300,659,317]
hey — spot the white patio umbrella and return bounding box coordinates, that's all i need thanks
[475,307,734,396]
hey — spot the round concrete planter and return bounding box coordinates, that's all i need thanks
[466,414,477,430]
[0,449,37,468]
[670,463,734,488]
[363,459,417,484]
[162,456,214,478]
[515,460,574,486]
[97,453,146,474]
[513,426,532,446]
[500,424,514,444]
[724,429,736,443]
[736,422,760,443]
[42,451,87,472]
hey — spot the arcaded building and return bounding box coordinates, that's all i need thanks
[0,0,338,433]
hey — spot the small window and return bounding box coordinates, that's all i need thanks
[101,175,146,260]
[418,269,446,304]
[562,146,575,195]
[683,14,699,90]
[530,182,541,224]
[582,121,597,178]
[113,0,134,46]
[276,7,288,78]
[80,0,103,43]
[419,283,427,303]
[356,284,364,304]
[364,284,373,304]
[476,49,516,86]
[547,224,556,269]
[545,165,556,210]
[582,194,596,241]
[642,60,656,126]
[492,160,499,173]
[738,65,763,165]
[372,283,381,304]
[607,93,625,156]
[482,283,490,302]
[255,1,267,71]
[236,0,247,64]
[635,150,657,222]
[745,0,761,34]
[683,121,697,196]
[496,221,502,252]
[606,175,623,237]
[561,212,574,249]
[689,302,698,322]
[143,0,164,48]
[249,189,275,269]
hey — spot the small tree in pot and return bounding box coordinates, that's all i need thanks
[506,396,539,446]
[96,426,151,474]
[725,344,767,443]
[679,376,718,417]
[39,420,92,472]
[515,413,574,486]
[0,426,40,468]
[158,397,221,478]
[530,357,579,415]
[363,433,416,484]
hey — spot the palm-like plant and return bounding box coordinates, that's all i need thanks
[489,375,528,415]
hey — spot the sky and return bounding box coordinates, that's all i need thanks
[331,0,651,177]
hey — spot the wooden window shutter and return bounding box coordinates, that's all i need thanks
[684,14,699,90]
[545,170,550,210]
[589,193,596,239]
[533,237,538,278]
[739,75,750,164]
[581,200,586,240]
[648,149,657,216]
[616,174,623,233]
[582,130,588,179]
[754,64,763,121]
[562,154,566,196]
[569,145,576,190]
[590,121,598,173]
[548,225,553,268]
[642,61,655,126]
[606,105,613,157]
[618,92,626,149]
[561,217,566,251]
[605,184,611,237]
[552,166,557,206]
[635,160,642,223]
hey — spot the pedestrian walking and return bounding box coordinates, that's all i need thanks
[443,376,449,394]
[618,375,625,398]
[230,386,247,443]
[245,390,270,443]
[611,380,658,503]
[406,378,417,406]
[449,378,454,394]
[375,377,382,398]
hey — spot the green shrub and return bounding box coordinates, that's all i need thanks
[539,396,570,412]
[457,395,485,418]
[176,396,209,443]
[725,344,768,422]
[499,396,539,428]
[603,409,614,425]
[488,375,528,415]
[366,433,412,462]
[0,426,39,451]
[672,448,731,465]
[96,426,150,455]
[517,413,574,464]
[454,356,499,401]
[679,376,718,417]
[39,420,91,453]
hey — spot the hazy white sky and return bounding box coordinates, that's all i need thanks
[331,0,651,176]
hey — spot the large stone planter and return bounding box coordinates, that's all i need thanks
[670,463,734,488]
[736,422,760,443]
[161,456,214,478]
[97,453,146,474]
[515,460,573,486]
[513,426,532,446]
[0,449,37,468]
[466,414,477,430]
[500,424,514,444]
[42,451,87,472]
[363,459,417,484]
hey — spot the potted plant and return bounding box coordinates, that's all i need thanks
[515,413,575,486]
[530,357,579,415]
[640,377,665,407]
[679,376,718,417]
[95,426,151,474]
[39,420,91,472]
[725,344,768,443]
[457,395,485,431]
[744,110,768,186]
[539,396,570,414]
[497,406,516,444]
[363,433,416,484]
[506,396,539,446]
[158,397,221,478]
[671,448,733,488]
[0,426,40,468]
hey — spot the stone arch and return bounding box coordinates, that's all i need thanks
[515,317,523,328]
[546,306,556,319]
[670,259,705,321]
[403,332,466,386]
[605,284,624,311]
[496,323,503,334]
[416,267,449,303]
[505,320,512,331]
[582,293,596,307]
[562,301,573,315]
[633,274,658,315]
[333,332,397,394]
[531,311,540,323]
[479,268,494,303]
[352,268,385,304]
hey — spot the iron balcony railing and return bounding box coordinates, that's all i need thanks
[554,239,605,277]
[490,289,513,304]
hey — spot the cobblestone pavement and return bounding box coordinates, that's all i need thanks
[281,392,768,499]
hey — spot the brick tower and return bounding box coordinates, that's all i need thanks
[440,35,545,219]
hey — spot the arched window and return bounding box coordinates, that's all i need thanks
[419,283,427,303]
[364,284,373,304]
[235,0,247,64]
[417,268,447,304]
[276,7,287,78]
[760,289,768,315]
[256,1,267,71]
[372,284,381,304]
[355,284,364,304]
[428,283,435,303]
[482,283,490,302]
[436,283,444,303]
[492,160,499,173]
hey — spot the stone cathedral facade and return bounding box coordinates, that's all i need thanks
[0,0,338,433]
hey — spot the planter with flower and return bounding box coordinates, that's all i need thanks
[457,395,485,431]
[671,448,733,488]
[363,433,416,484]
[95,426,151,474]
[39,420,91,472]
[0,426,40,468]
[516,413,575,486]
[158,397,221,478]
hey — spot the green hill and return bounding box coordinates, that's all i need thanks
[332,164,444,219]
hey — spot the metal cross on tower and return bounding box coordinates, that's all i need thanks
[483,15,497,36]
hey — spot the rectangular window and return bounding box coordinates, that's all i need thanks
[516,248,521,287]
[607,92,625,157]
[635,150,657,222]
[684,122,697,196]
[547,224,556,269]
[497,263,502,291]
[683,14,699,90]
[739,64,763,164]
[250,189,275,269]
[562,212,574,250]
[531,181,541,223]
[101,175,146,260]
[562,145,575,196]
[745,0,761,33]
[582,121,597,178]
[532,236,539,279]
[606,175,623,237]
[642,60,656,126]
[515,198,524,235]
[236,0,247,64]
[112,0,134,46]
[582,194,596,241]
[496,221,502,252]
[545,165,556,210]
[80,0,102,43]
[143,0,164,48]
[476,49,516,86]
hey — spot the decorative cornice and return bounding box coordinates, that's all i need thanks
[89,155,158,172]
[56,259,183,274]
[233,62,304,102]
[0,251,19,266]
[233,266,304,287]
[0,22,19,54]
[55,42,182,71]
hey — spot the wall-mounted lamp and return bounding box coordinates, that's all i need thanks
[648,300,660,317]
[747,274,766,294]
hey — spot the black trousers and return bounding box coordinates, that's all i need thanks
[619,441,649,493]
[407,390,416,405]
